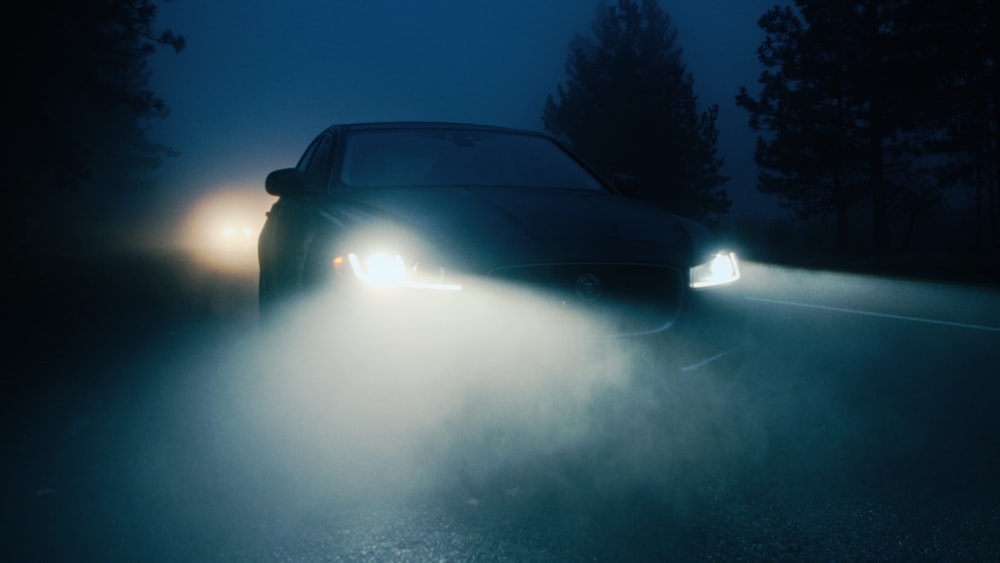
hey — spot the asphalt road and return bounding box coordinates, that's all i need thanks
[4,253,1000,561]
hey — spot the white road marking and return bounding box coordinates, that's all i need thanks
[748,296,1000,333]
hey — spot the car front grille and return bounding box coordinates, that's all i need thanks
[488,262,684,336]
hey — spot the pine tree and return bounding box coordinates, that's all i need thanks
[2,0,184,259]
[4,0,185,194]
[739,0,996,254]
[912,0,999,249]
[543,0,730,222]
[736,5,870,250]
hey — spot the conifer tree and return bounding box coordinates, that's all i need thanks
[544,0,730,222]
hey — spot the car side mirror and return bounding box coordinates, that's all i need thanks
[613,174,641,198]
[265,168,306,196]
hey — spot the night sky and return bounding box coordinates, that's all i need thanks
[148,0,783,239]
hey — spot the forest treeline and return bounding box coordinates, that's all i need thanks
[549,0,996,258]
[5,1,184,194]
[2,1,183,263]
[737,0,996,254]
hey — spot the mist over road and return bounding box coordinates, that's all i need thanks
[5,253,1000,561]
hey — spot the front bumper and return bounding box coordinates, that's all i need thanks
[303,270,746,377]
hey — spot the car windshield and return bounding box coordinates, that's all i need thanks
[339,128,605,190]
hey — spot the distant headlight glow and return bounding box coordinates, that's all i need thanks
[223,226,254,241]
[690,251,741,288]
[342,252,463,291]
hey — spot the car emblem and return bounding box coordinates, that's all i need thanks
[575,273,603,303]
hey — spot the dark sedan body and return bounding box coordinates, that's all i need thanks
[258,122,743,373]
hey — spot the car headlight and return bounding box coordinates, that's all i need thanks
[690,251,740,288]
[223,226,254,241]
[336,252,463,291]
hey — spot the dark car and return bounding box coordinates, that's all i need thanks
[258,122,743,373]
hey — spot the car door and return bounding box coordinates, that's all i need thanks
[259,132,335,313]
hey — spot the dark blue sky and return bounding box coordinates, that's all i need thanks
[149,0,783,224]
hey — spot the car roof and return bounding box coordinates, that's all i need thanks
[324,121,547,137]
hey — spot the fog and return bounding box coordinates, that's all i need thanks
[169,274,767,518]
[11,251,1000,559]
[10,1,1000,557]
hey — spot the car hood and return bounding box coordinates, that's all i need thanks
[319,186,697,269]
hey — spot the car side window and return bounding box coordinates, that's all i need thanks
[296,136,322,171]
[304,134,334,191]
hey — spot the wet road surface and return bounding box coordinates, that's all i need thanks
[5,255,1000,561]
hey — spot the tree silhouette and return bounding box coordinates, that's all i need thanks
[738,0,999,254]
[543,0,730,223]
[3,0,184,259]
[5,0,185,195]
[911,0,999,250]
[736,5,870,250]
